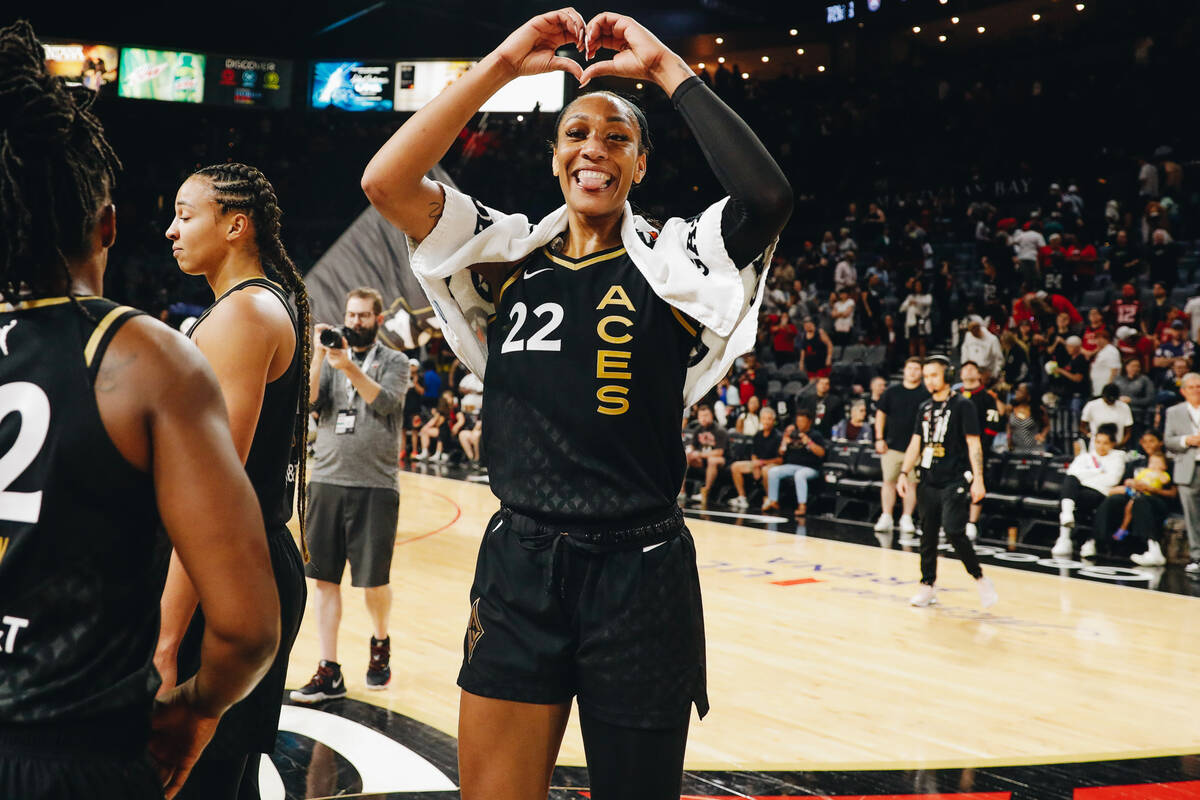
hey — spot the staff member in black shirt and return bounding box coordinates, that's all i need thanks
[898,356,999,608]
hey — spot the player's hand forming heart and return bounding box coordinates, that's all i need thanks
[579,12,687,90]
[492,7,586,82]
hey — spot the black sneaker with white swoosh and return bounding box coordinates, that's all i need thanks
[290,660,348,704]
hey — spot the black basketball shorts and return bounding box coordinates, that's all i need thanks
[457,507,709,730]
[304,482,400,588]
[0,750,162,800]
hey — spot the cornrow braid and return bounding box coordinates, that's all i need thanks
[194,162,312,559]
[0,19,121,303]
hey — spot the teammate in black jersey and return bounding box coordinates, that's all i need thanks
[363,9,790,799]
[0,21,279,800]
[158,164,311,799]
[897,356,999,609]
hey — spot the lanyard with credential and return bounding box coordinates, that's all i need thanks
[345,343,379,405]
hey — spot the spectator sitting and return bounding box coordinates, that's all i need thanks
[1007,383,1050,453]
[736,395,764,435]
[960,315,1002,383]
[761,409,827,519]
[729,407,782,509]
[1089,329,1122,397]
[1114,357,1155,432]
[1080,307,1107,358]
[799,375,844,438]
[1051,423,1127,557]
[416,389,458,462]
[1153,320,1193,379]
[1109,283,1142,331]
[1157,357,1190,408]
[684,404,729,505]
[1100,453,1175,563]
[737,354,767,404]
[831,399,874,443]
[1080,383,1134,449]
[1116,325,1155,373]
[1143,282,1174,338]
[458,413,483,468]
[867,375,888,416]
[1092,430,1172,565]
[420,359,441,409]
[797,317,833,378]
[458,369,483,415]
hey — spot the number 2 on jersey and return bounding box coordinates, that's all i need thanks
[501,302,564,354]
[0,382,49,524]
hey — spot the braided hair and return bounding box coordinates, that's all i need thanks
[0,19,121,301]
[193,162,312,558]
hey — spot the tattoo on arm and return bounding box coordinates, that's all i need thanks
[968,437,984,479]
[427,201,443,219]
[96,352,137,393]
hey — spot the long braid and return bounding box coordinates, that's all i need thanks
[0,19,121,302]
[195,163,312,559]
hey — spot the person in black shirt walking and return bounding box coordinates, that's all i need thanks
[898,356,998,608]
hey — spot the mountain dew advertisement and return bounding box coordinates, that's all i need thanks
[118,48,205,103]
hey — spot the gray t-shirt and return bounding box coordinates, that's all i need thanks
[311,344,410,489]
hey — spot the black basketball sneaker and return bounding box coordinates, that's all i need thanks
[290,660,347,704]
[366,636,391,690]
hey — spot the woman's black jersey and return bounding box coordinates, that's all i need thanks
[0,296,160,732]
[482,245,701,524]
[190,278,301,529]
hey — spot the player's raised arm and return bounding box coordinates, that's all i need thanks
[362,8,585,243]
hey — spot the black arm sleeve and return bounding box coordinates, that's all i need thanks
[671,76,793,268]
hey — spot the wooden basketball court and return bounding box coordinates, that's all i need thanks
[282,468,1200,781]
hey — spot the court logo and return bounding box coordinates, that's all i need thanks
[466,597,484,662]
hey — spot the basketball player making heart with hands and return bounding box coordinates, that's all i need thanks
[364,9,791,800]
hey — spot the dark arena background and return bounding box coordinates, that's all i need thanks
[13,0,1200,798]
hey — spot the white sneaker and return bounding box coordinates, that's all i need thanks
[1186,561,1200,575]
[413,451,429,461]
[965,522,978,542]
[1059,507,1075,528]
[436,452,449,462]
[977,576,998,609]
[910,584,937,607]
[1079,539,1096,559]
[729,495,749,509]
[690,491,706,503]
[874,513,893,532]
[1051,533,1074,558]
[1131,539,1166,567]
[899,515,916,535]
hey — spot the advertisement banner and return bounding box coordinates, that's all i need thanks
[43,42,119,95]
[394,60,564,112]
[118,48,205,103]
[310,62,394,111]
[207,55,292,108]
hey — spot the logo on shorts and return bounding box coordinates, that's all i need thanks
[466,598,484,662]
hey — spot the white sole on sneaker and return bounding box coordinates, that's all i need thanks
[1051,537,1073,558]
[288,689,346,704]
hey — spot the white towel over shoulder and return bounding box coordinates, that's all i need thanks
[406,181,774,406]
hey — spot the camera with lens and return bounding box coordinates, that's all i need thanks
[320,326,353,349]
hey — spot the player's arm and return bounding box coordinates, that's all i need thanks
[896,432,922,498]
[966,435,986,503]
[362,9,584,243]
[155,292,280,683]
[102,319,279,795]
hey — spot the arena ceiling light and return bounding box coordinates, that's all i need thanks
[1075,2,1084,9]
[818,65,826,71]
[789,28,798,36]
[951,16,959,23]
[715,36,724,44]
[977,25,986,33]
[938,34,948,41]
[796,48,805,54]
[912,25,921,32]
[1032,13,1041,20]
[761,55,769,62]
[740,71,749,78]
[697,62,705,69]
[718,56,726,63]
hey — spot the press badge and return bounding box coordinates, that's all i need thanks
[336,408,357,434]
[920,445,934,468]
